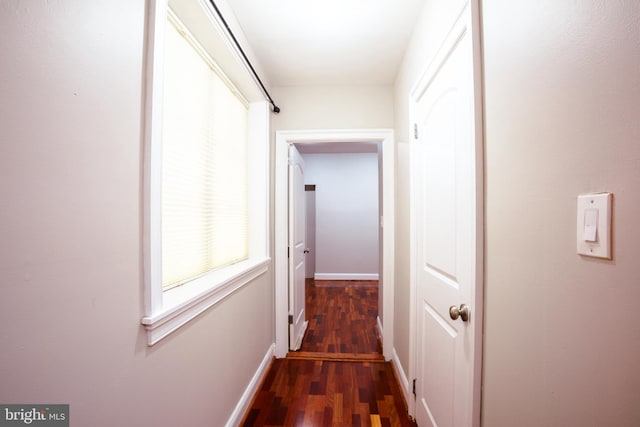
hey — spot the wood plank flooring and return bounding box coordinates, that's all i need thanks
[241,358,416,427]
[241,280,416,426]
[299,279,382,356]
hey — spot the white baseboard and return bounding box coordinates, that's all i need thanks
[391,347,412,409]
[291,320,308,351]
[225,343,274,427]
[377,315,384,346]
[314,273,379,281]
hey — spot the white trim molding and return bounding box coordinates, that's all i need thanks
[376,316,384,347]
[391,347,412,411]
[225,344,275,427]
[141,258,270,345]
[274,129,395,360]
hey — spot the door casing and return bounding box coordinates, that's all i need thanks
[274,129,395,359]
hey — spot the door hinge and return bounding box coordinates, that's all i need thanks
[413,123,418,139]
[288,315,293,325]
[287,247,290,258]
[412,378,417,396]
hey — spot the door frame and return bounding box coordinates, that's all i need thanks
[407,0,484,422]
[274,129,395,359]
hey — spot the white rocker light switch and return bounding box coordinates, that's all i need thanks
[577,193,612,259]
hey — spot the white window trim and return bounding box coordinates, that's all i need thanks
[141,0,270,346]
[141,258,270,345]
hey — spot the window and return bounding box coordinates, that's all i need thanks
[162,12,248,290]
[142,0,270,346]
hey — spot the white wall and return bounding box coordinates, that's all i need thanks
[303,153,379,279]
[482,1,640,425]
[272,85,394,130]
[0,2,274,426]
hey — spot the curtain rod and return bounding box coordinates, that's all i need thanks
[207,0,280,114]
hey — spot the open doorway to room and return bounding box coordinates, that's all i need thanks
[294,143,381,359]
[274,129,395,360]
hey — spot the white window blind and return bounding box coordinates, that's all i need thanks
[161,13,248,290]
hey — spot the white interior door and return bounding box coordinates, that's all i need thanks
[289,144,308,350]
[411,3,483,427]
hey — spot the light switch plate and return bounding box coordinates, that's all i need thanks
[577,193,612,259]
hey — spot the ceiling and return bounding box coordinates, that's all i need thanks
[224,0,426,87]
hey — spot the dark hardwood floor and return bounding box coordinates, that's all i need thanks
[241,279,416,426]
[299,279,382,356]
[241,358,415,426]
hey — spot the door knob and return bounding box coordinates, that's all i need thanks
[449,304,470,322]
[303,248,310,254]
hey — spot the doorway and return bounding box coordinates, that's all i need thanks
[295,145,381,357]
[274,129,395,359]
[298,144,380,283]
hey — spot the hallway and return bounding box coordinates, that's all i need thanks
[3,2,638,426]
[241,280,415,426]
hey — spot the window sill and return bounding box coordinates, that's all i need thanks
[141,257,270,346]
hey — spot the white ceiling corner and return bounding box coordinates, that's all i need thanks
[223,0,426,87]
